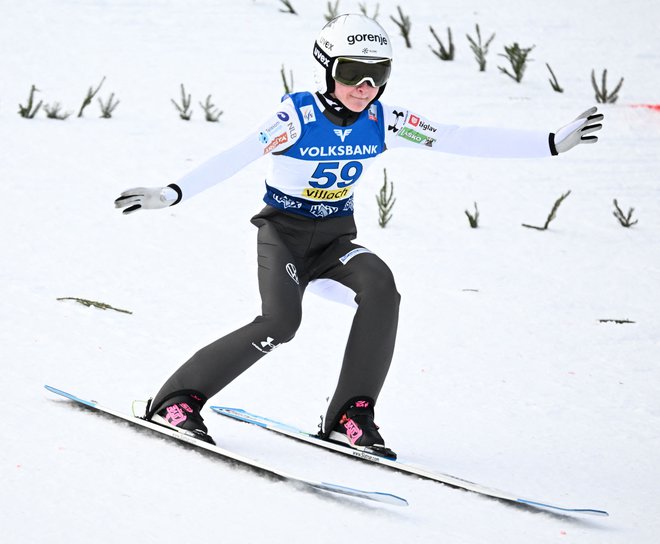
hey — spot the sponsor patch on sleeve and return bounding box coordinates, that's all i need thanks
[263,132,289,154]
[339,247,372,265]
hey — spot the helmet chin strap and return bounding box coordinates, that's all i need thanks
[314,92,360,128]
[319,83,387,118]
[318,92,357,120]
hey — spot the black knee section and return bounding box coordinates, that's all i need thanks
[354,259,401,309]
[253,307,302,344]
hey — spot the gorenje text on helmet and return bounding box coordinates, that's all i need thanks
[347,33,388,46]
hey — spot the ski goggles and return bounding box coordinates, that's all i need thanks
[331,57,392,87]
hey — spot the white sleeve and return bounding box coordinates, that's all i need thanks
[171,97,302,202]
[381,103,552,159]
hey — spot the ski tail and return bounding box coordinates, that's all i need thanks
[45,385,97,408]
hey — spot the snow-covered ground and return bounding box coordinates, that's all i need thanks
[2,1,659,542]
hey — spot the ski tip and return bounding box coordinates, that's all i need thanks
[375,492,409,507]
[517,498,609,517]
[318,482,409,507]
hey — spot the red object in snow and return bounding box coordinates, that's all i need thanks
[631,104,660,111]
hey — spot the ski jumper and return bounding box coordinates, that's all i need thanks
[151,91,553,434]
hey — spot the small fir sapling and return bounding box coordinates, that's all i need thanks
[98,93,120,118]
[279,0,297,14]
[498,43,535,83]
[465,202,480,228]
[325,0,340,21]
[546,63,564,93]
[612,199,638,227]
[390,5,412,48]
[358,2,380,19]
[57,297,132,314]
[78,76,105,117]
[18,85,43,118]
[466,24,495,72]
[429,25,455,61]
[591,69,624,103]
[522,190,571,230]
[376,168,396,227]
[199,95,223,122]
[171,83,193,120]
[281,65,294,94]
[44,102,72,120]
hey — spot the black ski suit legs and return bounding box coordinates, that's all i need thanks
[317,242,400,434]
[151,207,400,434]
[151,215,304,405]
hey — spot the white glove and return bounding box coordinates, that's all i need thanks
[551,107,604,155]
[114,186,179,215]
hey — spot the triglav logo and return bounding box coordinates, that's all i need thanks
[407,114,437,132]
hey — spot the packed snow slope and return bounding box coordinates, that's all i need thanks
[2,1,659,542]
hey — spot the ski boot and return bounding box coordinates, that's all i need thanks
[326,399,397,459]
[145,390,215,445]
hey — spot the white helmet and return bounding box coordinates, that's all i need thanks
[313,13,393,95]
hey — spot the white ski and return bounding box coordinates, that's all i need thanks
[211,405,609,517]
[44,385,407,507]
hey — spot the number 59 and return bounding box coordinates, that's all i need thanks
[309,161,363,189]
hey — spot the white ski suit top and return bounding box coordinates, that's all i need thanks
[169,91,553,219]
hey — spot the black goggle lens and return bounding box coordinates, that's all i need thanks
[332,57,391,87]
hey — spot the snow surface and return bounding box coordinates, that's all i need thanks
[2,0,660,542]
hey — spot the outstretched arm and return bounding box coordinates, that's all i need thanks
[115,97,301,214]
[382,104,603,158]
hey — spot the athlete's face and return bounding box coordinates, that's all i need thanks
[332,80,379,112]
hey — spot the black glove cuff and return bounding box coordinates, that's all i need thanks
[167,183,183,205]
[549,133,559,156]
